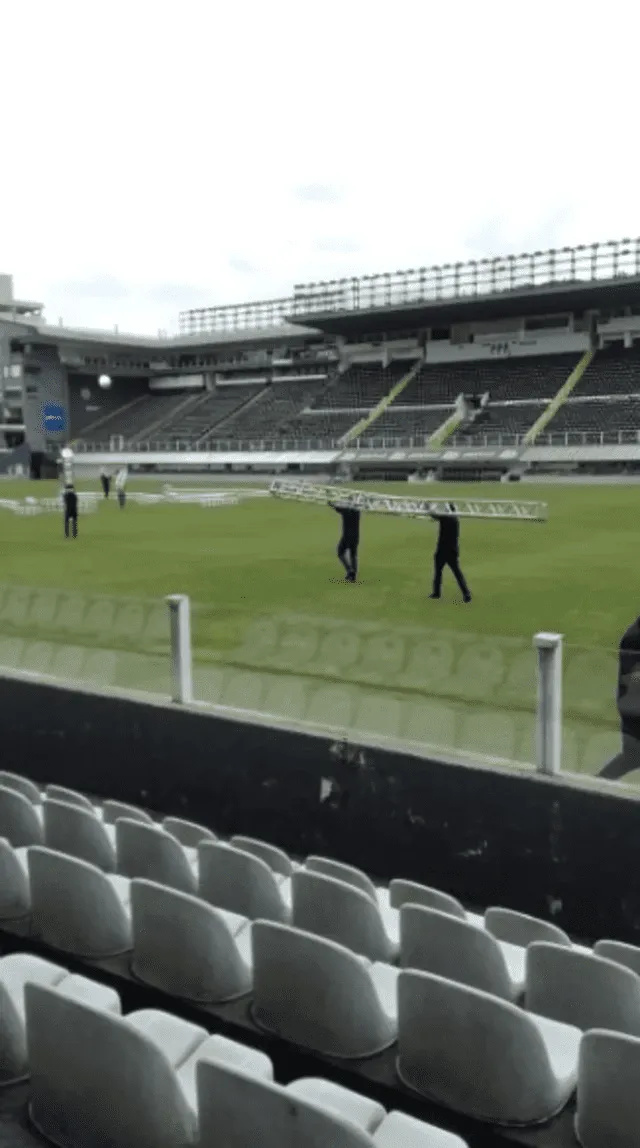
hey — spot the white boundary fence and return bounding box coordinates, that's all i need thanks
[165,593,565,776]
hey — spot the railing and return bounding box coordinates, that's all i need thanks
[72,428,640,454]
[289,237,640,317]
[177,238,640,333]
[178,297,294,337]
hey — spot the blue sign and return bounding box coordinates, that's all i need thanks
[42,403,66,434]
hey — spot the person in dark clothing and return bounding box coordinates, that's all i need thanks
[429,503,471,602]
[330,502,360,582]
[63,484,78,538]
[600,615,640,779]
[100,468,110,498]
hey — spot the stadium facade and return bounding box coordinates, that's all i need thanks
[2,237,640,481]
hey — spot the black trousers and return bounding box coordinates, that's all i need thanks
[64,513,78,538]
[101,477,110,498]
[433,550,470,597]
[337,538,358,576]
[600,731,640,779]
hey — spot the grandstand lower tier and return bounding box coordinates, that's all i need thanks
[0,768,636,1147]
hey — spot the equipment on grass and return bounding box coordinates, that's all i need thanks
[269,479,548,522]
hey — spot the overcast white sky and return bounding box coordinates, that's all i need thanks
[2,1,639,336]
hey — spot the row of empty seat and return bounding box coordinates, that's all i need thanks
[69,344,640,449]
[0,952,463,1147]
[0,772,638,1140]
[158,382,266,441]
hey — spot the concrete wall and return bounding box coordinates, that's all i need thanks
[2,672,640,945]
[23,345,68,452]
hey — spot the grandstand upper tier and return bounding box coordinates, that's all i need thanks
[4,238,640,456]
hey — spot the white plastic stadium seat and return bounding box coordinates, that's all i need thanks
[594,939,640,978]
[116,818,197,893]
[197,1059,470,1148]
[198,841,291,922]
[43,798,117,871]
[163,816,217,848]
[0,785,44,846]
[231,834,295,877]
[484,907,573,948]
[26,986,270,1148]
[526,942,640,1036]
[251,921,398,1059]
[397,969,581,1125]
[28,846,132,957]
[390,879,485,929]
[45,784,94,813]
[102,799,154,825]
[400,905,525,1001]
[306,855,393,914]
[575,1029,640,1147]
[0,952,119,1084]
[130,879,252,1003]
[292,870,399,963]
[0,771,42,805]
[0,838,30,919]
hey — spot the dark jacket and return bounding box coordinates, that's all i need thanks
[432,513,459,555]
[63,489,78,516]
[333,505,360,544]
[617,616,640,728]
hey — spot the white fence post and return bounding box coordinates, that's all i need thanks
[534,631,563,776]
[166,594,193,704]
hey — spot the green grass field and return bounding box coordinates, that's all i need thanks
[0,477,634,778]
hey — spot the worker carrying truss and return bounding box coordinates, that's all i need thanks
[269,478,548,598]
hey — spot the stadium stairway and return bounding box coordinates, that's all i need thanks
[73,391,149,441]
[426,405,464,449]
[136,389,212,442]
[338,360,424,445]
[522,348,595,445]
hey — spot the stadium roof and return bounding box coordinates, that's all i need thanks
[0,315,320,354]
[283,238,640,336]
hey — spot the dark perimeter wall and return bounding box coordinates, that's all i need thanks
[2,673,640,945]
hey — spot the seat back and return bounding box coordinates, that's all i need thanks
[116,819,196,893]
[251,921,396,1059]
[28,846,131,957]
[595,939,640,978]
[0,954,67,1083]
[400,905,512,999]
[0,785,43,847]
[389,879,467,919]
[231,835,293,877]
[397,968,562,1125]
[526,942,640,1035]
[0,838,30,919]
[196,1058,373,1148]
[485,907,571,948]
[102,799,154,825]
[293,870,393,962]
[45,785,94,813]
[26,983,198,1148]
[163,817,217,848]
[131,879,251,1003]
[306,856,377,904]
[576,1029,640,1148]
[0,772,40,804]
[199,842,289,922]
[44,799,116,872]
